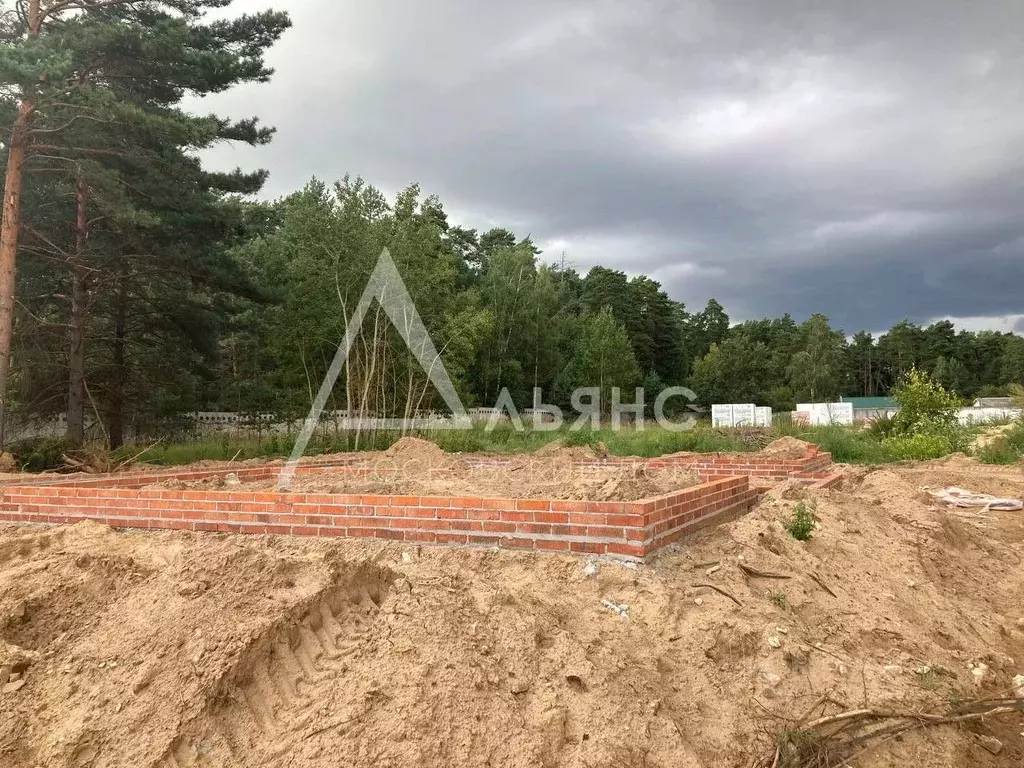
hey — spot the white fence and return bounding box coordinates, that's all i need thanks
[957,407,1021,425]
[796,403,855,426]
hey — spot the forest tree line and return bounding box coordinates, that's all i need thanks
[3,2,1024,448]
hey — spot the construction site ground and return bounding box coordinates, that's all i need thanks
[0,450,1022,767]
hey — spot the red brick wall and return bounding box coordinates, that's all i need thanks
[0,475,759,560]
[0,447,839,558]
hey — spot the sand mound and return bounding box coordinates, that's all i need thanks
[758,436,812,459]
[532,440,611,460]
[378,436,458,470]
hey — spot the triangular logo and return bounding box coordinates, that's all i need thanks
[278,248,470,488]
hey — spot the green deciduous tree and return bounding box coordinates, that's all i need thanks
[560,308,639,414]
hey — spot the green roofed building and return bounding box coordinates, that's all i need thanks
[839,396,899,421]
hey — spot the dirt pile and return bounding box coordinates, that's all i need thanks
[2,457,1022,767]
[758,436,813,459]
[380,436,460,469]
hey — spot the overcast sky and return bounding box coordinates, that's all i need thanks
[201,0,1024,336]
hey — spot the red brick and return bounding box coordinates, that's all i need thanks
[535,539,570,552]
[437,508,468,520]
[517,523,552,536]
[516,499,550,512]
[481,521,516,534]
[549,500,588,512]
[465,509,501,521]
[567,512,611,526]
[534,511,569,524]
[419,496,452,508]
[569,541,607,555]
[606,542,644,558]
[481,498,515,510]
[500,511,533,523]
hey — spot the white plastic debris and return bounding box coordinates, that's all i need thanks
[928,487,1022,511]
[600,598,629,619]
[583,561,599,577]
[1012,674,1024,699]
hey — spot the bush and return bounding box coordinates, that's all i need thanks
[786,501,816,541]
[891,369,961,438]
[882,433,953,461]
[865,413,899,439]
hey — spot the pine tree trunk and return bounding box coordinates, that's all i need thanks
[0,1,40,447]
[67,177,89,444]
[0,102,35,443]
[107,277,128,450]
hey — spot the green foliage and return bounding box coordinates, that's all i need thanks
[768,591,789,610]
[881,434,953,461]
[891,368,962,442]
[865,413,899,439]
[787,313,845,402]
[786,501,816,541]
[559,308,640,413]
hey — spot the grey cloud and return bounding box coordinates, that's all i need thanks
[205,0,1024,332]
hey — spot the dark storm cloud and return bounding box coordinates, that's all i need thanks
[204,0,1024,332]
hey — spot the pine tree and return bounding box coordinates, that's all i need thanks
[0,0,290,441]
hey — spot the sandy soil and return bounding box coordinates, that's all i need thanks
[147,439,703,502]
[1,457,1022,767]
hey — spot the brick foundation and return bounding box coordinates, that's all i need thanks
[0,447,832,559]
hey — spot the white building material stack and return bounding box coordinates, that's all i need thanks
[711,404,734,428]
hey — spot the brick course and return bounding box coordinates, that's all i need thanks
[0,447,833,559]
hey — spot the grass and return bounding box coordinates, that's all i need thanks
[768,591,789,610]
[111,422,757,467]
[975,421,1024,465]
[29,416,1022,470]
[772,422,891,463]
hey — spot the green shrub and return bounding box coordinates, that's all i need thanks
[786,501,815,541]
[865,413,899,439]
[891,369,961,438]
[882,433,953,461]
